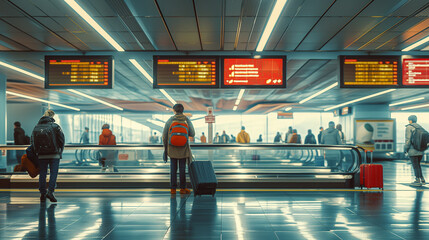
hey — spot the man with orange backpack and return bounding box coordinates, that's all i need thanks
[162,104,195,195]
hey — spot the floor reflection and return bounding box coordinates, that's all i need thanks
[38,204,57,239]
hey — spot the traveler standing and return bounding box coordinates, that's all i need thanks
[321,122,341,168]
[289,129,301,143]
[162,104,195,195]
[336,124,345,144]
[274,132,282,143]
[237,126,250,143]
[32,110,65,202]
[405,115,426,186]
[285,127,293,144]
[257,134,263,143]
[200,132,207,143]
[304,129,317,144]
[237,126,250,164]
[213,133,220,143]
[220,131,230,143]
[230,134,236,143]
[149,132,159,144]
[14,121,27,163]
[317,127,324,144]
[79,127,89,144]
[99,124,117,172]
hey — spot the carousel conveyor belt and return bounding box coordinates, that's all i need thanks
[0,170,356,189]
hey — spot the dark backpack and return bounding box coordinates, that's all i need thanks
[32,123,58,155]
[411,125,429,151]
[24,135,30,145]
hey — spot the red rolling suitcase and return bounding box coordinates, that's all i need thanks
[360,150,383,189]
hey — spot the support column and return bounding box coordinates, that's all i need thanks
[0,73,6,170]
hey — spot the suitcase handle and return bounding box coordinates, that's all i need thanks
[364,150,373,164]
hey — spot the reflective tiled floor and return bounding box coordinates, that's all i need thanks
[0,160,428,240]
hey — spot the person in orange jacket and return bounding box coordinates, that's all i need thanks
[200,132,207,143]
[99,124,117,172]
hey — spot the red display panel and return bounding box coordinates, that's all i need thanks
[223,57,286,88]
[403,58,429,86]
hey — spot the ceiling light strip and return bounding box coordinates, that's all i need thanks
[68,89,123,111]
[389,97,425,107]
[401,103,429,111]
[64,0,124,51]
[285,107,292,111]
[402,36,429,51]
[129,59,153,83]
[256,0,288,52]
[235,89,246,106]
[299,82,338,104]
[160,89,176,105]
[233,106,238,111]
[129,59,177,105]
[7,91,80,111]
[0,61,44,81]
[324,89,396,111]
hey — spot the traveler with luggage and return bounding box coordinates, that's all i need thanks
[32,110,64,202]
[405,115,427,186]
[304,129,317,144]
[162,104,195,195]
[99,124,118,172]
[237,126,250,144]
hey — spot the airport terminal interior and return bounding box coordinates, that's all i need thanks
[2,0,429,239]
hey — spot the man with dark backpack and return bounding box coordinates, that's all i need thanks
[405,115,427,187]
[162,104,195,195]
[32,110,64,202]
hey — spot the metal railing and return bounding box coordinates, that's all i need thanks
[0,144,362,175]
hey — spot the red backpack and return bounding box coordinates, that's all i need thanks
[169,120,189,147]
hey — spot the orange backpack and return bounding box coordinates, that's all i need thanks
[21,154,39,178]
[169,120,189,147]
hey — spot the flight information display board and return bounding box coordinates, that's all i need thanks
[222,57,286,88]
[403,58,429,87]
[153,56,219,88]
[45,55,113,89]
[340,56,400,88]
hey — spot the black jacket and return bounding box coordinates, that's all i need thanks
[31,116,65,158]
[14,127,26,145]
[304,133,316,144]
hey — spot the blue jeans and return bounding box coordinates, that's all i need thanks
[39,159,60,194]
[170,158,186,189]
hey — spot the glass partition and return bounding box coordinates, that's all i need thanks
[0,144,362,175]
